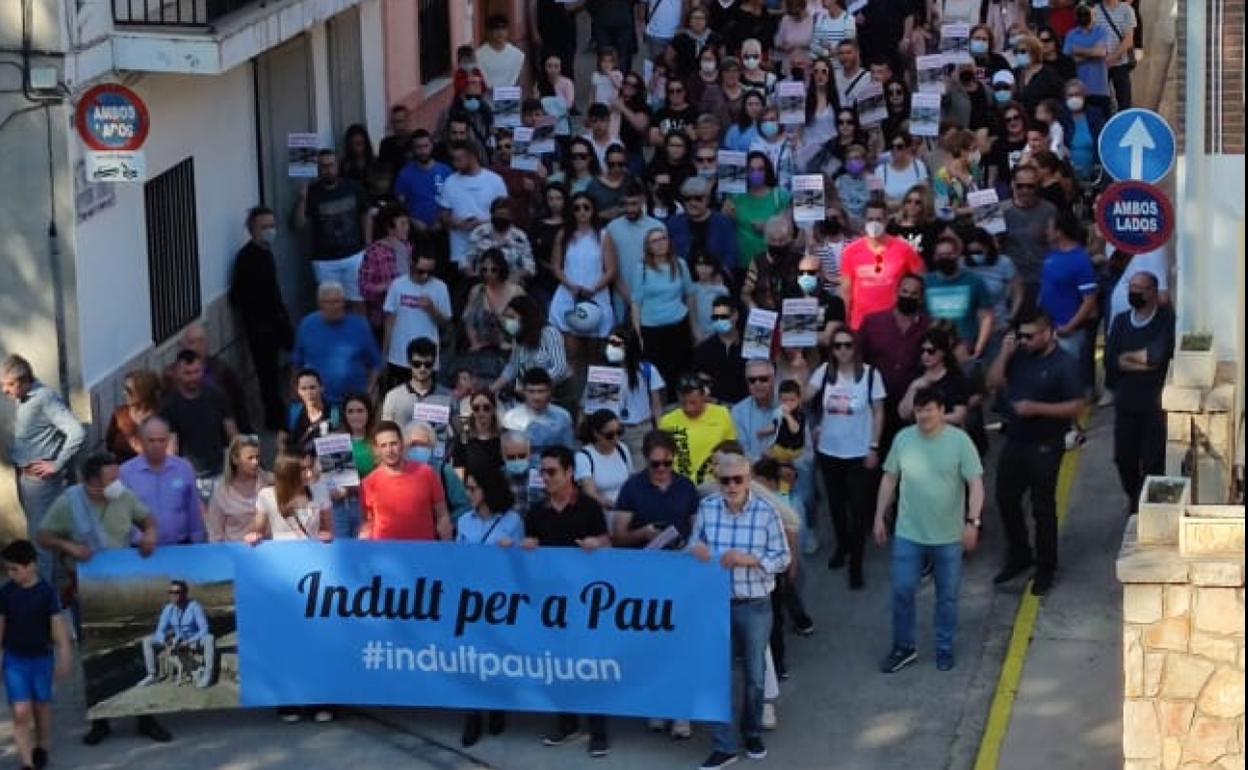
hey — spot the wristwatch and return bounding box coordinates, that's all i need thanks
[965,518,982,529]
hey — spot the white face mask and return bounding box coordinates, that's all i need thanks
[864,221,886,239]
[701,60,718,75]
[743,56,761,69]
[605,344,626,363]
[502,318,521,337]
[103,480,126,501]
[1065,96,1085,112]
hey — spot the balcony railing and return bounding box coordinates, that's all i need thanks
[112,0,259,28]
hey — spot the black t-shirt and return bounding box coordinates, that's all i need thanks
[988,137,1028,184]
[654,105,698,137]
[452,436,504,471]
[526,491,608,547]
[0,580,60,657]
[161,385,233,475]
[304,179,368,261]
[1002,346,1082,443]
[929,367,971,411]
[693,336,748,404]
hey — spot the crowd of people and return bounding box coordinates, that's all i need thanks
[0,0,1175,768]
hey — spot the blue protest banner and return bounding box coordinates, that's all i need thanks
[235,541,731,721]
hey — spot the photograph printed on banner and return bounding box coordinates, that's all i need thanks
[855,82,887,126]
[493,87,523,128]
[780,298,821,348]
[287,133,318,179]
[314,433,360,490]
[916,54,948,94]
[910,93,942,137]
[530,120,558,155]
[412,401,453,459]
[718,150,747,194]
[776,81,807,125]
[967,188,1007,234]
[80,547,242,719]
[791,174,827,224]
[584,366,625,415]
[742,309,778,359]
[939,23,973,65]
[511,127,541,172]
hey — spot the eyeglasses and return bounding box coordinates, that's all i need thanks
[717,474,747,487]
[471,402,494,413]
[832,341,854,350]
[920,345,938,355]
[797,269,819,276]
[649,458,674,469]
[747,375,772,384]
[410,359,435,370]
[538,466,561,477]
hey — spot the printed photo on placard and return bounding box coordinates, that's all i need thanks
[412,401,453,459]
[791,175,827,223]
[512,127,540,171]
[314,433,360,489]
[494,87,522,128]
[530,121,557,155]
[855,82,887,126]
[916,55,948,94]
[777,81,807,126]
[287,133,318,178]
[780,298,820,348]
[718,150,747,194]
[81,547,242,719]
[967,188,1006,234]
[742,308,778,359]
[584,366,625,416]
[910,93,942,137]
[939,23,973,65]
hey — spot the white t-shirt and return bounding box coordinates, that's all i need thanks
[878,158,930,205]
[1109,247,1169,323]
[574,443,634,505]
[256,485,329,541]
[439,169,508,268]
[617,362,666,426]
[476,43,526,88]
[834,67,871,106]
[382,276,452,364]
[809,363,887,459]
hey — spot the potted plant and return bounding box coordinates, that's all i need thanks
[1180,504,1246,558]
[1171,332,1216,389]
[1138,475,1191,544]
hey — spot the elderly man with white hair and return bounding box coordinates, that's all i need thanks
[291,281,383,404]
[689,453,791,770]
[119,416,204,545]
[500,430,545,512]
[404,422,473,520]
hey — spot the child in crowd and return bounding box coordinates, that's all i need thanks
[690,252,731,342]
[769,380,806,496]
[591,47,623,106]
[0,540,73,770]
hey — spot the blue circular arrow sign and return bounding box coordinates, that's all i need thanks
[1098,108,1176,184]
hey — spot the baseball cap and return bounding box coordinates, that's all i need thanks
[991,70,1016,88]
[676,373,706,393]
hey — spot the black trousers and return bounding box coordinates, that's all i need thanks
[1114,406,1167,513]
[556,712,607,740]
[1109,64,1134,112]
[245,331,286,431]
[996,438,1064,574]
[817,454,876,570]
[641,320,693,404]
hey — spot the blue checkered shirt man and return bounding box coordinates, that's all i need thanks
[690,491,791,599]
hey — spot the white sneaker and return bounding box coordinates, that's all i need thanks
[761,702,777,731]
[647,718,666,733]
[670,720,692,740]
[1064,428,1087,451]
[137,674,158,687]
[313,710,335,723]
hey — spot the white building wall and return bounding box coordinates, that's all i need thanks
[72,66,259,387]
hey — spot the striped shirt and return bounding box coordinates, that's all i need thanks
[690,492,791,599]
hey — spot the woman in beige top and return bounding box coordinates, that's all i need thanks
[245,451,333,544]
[204,435,269,542]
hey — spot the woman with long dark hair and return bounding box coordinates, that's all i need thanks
[340,124,375,184]
[897,327,969,426]
[105,369,161,460]
[549,191,617,389]
[796,57,841,170]
[552,137,600,195]
[277,369,341,452]
[575,409,634,507]
[452,389,504,472]
[809,327,885,589]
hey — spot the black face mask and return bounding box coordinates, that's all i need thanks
[936,258,959,276]
[492,216,511,231]
[896,296,921,315]
[768,245,789,261]
[825,219,843,236]
[1127,292,1148,309]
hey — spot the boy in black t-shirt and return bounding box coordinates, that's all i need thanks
[0,540,72,770]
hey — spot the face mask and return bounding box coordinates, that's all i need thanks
[460,61,476,72]
[994,89,1013,104]
[1008,36,1022,49]
[605,344,626,363]
[406,446,433,464]
[743,56,761,69]
[747,169,767,188]
[712,318,734,335]
[864,220,886,239]
[896,295,921,315]
[491,216,511,231]
[1066,96,1085,112]
[936,258,959,276]
[845,158,866,175]
[1128,292,1148,310]
[825,219,843,236]
[698,168,717,180]
[797,274,819,294]
[701,60,718,75]
[502,318,522,336]
[103,480,125,501]
[463,97,481,113]
[969,39,990,56]
[505,458,530,475]
[1014,53,1032,68]
[260,226,277,244]
[760,120,780,139]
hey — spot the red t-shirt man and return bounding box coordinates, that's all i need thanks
[361,462,447,541]
[840,229,925,330]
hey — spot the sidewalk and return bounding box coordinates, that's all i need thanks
[996,411,1125,768]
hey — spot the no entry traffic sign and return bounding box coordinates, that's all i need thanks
[75,84,150,152]
[1095,181,1175,254]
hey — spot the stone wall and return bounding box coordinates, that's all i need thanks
[1119,519,1246,769]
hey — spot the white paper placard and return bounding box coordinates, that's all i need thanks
[780,298,821,348]
[493,87,523,128]
[916,55,948,94]
[718,150,748,194]
[584,366,625,416]
[791,174,826,223]
[742,309,778,359]
[777,81,807,125]
[910,92,942,137]
[314,433,360,489]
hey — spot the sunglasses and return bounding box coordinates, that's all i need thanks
[797,269,819,276]
[747,375,772,384]
[920,345,938,355]
[649,458,674,469]
[410,359,435,370]
[832,341,855,350]
[711,313,733,321]
[471,402,494,413]
[504,453,528,461]
[718,475,747,487]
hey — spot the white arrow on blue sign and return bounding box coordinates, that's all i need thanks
[1098,108,1176,184]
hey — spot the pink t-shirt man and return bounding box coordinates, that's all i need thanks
[840,235,925,330]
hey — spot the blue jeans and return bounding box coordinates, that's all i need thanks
[713,598,772,754]
[18,474,66,582]
[890,537,964,655]
[333,496,362,539]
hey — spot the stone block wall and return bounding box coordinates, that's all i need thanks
[1119,520,1246,769]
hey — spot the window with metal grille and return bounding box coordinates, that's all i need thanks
[418,0,452,84]
[144,158,202,344]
